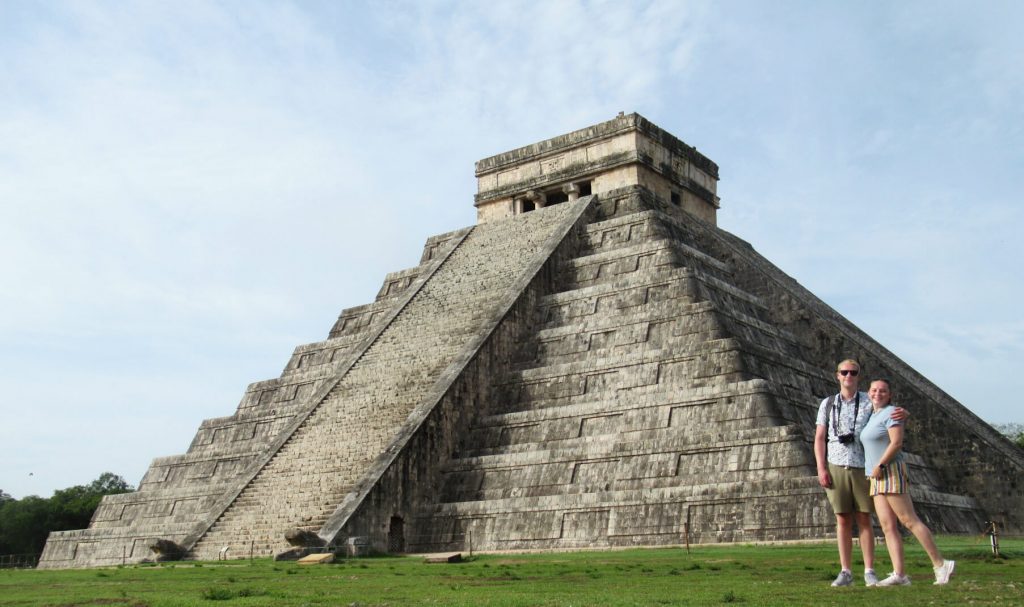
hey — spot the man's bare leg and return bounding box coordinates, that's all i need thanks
[836,513,854,571]
[855,511,875,571]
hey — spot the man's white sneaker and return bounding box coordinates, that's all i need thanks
[875,572,912,586]
[933,560,955,585]
[864,569,879,586]
[831,570,853,587]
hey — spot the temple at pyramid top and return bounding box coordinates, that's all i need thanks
[474,112,720,224]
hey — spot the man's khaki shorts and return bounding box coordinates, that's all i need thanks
[825,462,873,514]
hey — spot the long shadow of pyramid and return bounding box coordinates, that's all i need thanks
[40,114,1022,568]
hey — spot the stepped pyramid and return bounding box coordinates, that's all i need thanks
[40,113,1023,568]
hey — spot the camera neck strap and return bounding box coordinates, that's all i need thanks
[830,392,860,438]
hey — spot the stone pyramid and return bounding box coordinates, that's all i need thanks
[40,113,1023,568]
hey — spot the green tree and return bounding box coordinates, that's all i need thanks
[0,473,133,556]
[0,496,51,555]
[88,472,131,494]
[47,473,132,533]
[994,423,1024,449]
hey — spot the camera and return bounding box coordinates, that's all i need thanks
[838,434,855,445]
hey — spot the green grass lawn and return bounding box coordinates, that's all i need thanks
[2,537,1020,606]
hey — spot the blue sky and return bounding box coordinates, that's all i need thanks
[2,1,1021,499]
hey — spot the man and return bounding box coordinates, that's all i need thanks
[814,358,907,587]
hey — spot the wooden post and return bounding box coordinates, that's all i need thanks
[684,505,692,555]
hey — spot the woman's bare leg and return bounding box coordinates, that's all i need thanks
[887,494,943,568]
[873,494,904,574]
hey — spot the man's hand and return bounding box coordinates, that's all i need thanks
[818,469,833,488]
[891,406,910,422]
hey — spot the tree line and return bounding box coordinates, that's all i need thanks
[0,473,133,556]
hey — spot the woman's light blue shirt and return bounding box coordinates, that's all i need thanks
[860,405,904,474]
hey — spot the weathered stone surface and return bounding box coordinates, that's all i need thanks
[284,528,325,548]
[148,539,184,562]
[39,113,1023,569]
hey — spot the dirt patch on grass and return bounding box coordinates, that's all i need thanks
[491,559,532,565]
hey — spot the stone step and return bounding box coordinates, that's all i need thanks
[463,380,780,454]
[287,331,368,361]
[527,304,801,376]
[548,261,690,302]
[185,425,294,459]
[85,520,198,535]
[474,378,772,429]
[493,339,746,414]
[533,298,716,342]
[233,377,334,415]
[446,461,808,502]
[540,266,767,335]
[417,226,472,264]
[194,401,308,428]
[531,329,728,372]
[449,424,805,471]
[567,234,731,290]
[408,475,831,550]
[280,337,367,377]
[97,484,232,505]
[422,474,824,518]
[373,265,426,303]
[579,209,664,254]
[328,298,399,339]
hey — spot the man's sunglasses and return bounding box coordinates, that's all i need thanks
[838,370,859,376]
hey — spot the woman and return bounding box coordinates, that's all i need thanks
[860,378,955,586]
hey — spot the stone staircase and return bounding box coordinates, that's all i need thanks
[187,198,591,560]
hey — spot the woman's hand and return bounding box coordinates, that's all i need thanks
[871,466,884,479]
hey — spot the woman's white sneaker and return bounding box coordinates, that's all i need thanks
[876,572,911,586]
[933,560,956,585]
